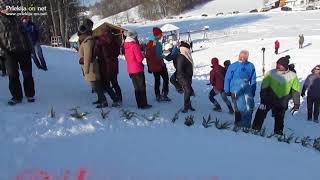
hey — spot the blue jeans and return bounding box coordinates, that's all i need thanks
[32,43,47,70]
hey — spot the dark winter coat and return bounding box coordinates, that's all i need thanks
[95,32,120,78]
[23,21,39,45]
[0,13,32,55]
[210,63,226,92]
[302,73,320,98]
[176,53,193,86]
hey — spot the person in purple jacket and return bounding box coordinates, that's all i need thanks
[301,65,320,123]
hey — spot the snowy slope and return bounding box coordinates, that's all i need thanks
[1,10,320,180]
[182,0,264,16]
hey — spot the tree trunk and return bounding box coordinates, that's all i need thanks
[57,0,65,46]
[49,0,58,36]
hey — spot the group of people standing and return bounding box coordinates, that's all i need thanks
[0,0,47,106]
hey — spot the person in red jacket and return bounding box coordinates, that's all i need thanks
[96,28,122,103]
[275,40,280,55]
[124,30,151,109]
[209,57,234,113]
[146,27,171,102]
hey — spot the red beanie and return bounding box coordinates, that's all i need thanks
[153,27,162,37]
[211,57,219,65]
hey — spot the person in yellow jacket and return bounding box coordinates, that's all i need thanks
[252,56,300,135]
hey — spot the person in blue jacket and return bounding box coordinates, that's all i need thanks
[224,50,256,128]
[22,16,48,71]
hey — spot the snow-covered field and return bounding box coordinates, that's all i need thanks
[1,8,320,180]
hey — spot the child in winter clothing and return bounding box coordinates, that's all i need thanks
[124,30,152,109]
[224,50,256,128]
[252,56,300,135]
[301,65,320,122]
[146,27,171,102]
[275,40,280,54]
[209,57,234,113]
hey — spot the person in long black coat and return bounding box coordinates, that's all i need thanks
[0,3,35,105]
[176,41,195,113]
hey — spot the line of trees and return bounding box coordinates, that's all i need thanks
[91,0,211,21]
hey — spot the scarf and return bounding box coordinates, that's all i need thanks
[180,46,193,66]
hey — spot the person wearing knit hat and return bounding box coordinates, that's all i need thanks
[123,29,152,109]
[224,50,256,128]
[301,65,320,123]
[0,3,36,105]
[209,57,234,114]
[252,56,300,135]
[146,27,171,102]
[176,41,195,113]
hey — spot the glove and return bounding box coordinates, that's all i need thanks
[258,104,267,110]
[290,105,299,115]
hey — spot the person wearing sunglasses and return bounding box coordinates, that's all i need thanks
[301,65,320,123]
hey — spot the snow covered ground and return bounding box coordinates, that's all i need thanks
[1,8,320,180]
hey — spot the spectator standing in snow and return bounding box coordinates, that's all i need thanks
[176,41,195,113]
[124,30,152,109]
[252,56,300,135]
[78,25,107,108]
[299,34,304,49]
[209,57,234,114]
[223,60,231,72]
[224,50,256,128]
[146,27,171,102]
[274,40,280,55]
[94,27,122,107]
[301,65,320,123]
[0,1,36,105]
[164,42,183,93]
[21,16,48,71]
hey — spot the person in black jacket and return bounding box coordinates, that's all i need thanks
[301,65,320,123]
[0,3,35,105]
[176,41,195,113]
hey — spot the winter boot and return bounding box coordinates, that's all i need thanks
[96,101,108,108]
[189,104,195,111]
[161,95,171,102]
[177,88,183,94]
[140,104,152,109]
[112,101,121,107]
[213,106,222,112]
[27,97,35,103]
[8,98,22,106]
[156,95,161,102]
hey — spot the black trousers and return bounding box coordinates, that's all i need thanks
[275,48,279,54]
[307,96,320,120]
[0,56,6,75]
[5,52,35,101]
[90,80,107,104]
[153,66,169,97]
[252,105,286,135]
[110,74,122,101]
[181,79,193,108]
[130,71,148,108]
[170,71,182,91]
